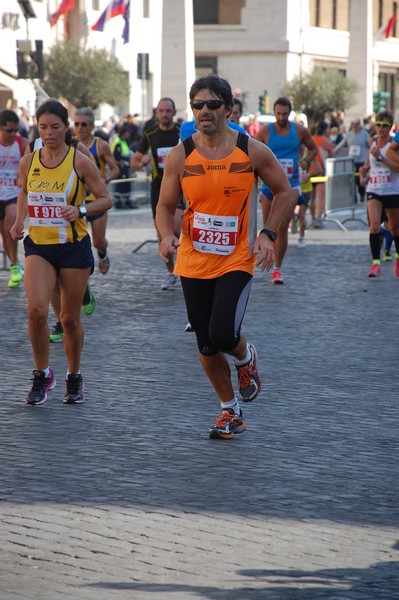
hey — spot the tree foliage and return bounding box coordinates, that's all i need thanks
[41,42,129,109]
[282,67,358,125]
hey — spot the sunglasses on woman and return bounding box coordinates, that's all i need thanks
[190,100,225,110]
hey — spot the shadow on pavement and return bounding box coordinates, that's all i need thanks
[84,554,399,598]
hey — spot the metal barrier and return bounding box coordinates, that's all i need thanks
[309,157,368,231]
[108,173,157,253]
[132,239,158,253]
[108,173,151,205]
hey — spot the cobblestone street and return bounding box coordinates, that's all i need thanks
[0,204,398,599]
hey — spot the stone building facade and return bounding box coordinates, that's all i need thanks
[1,0,398,124]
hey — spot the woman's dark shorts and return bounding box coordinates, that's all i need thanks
[24,234,94,274]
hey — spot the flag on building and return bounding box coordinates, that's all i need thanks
[374,13,396,42]
[122,0,130,44]
[50,0,75,27]
[91,0,128,33]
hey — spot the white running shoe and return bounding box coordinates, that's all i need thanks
[161,274,178,290]
[98,253,110,274]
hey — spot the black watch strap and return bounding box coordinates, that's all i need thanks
[260,228,277,243]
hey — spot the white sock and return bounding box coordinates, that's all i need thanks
[235,344,251,367]
[66,370,81,377]
[43,367,51,377]
[221,397,240,415]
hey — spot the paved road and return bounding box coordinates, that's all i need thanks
[0,203,398,599]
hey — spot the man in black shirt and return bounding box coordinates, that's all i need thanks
[131,97,184,289]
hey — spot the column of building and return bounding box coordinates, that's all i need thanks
[161,0,195,120]
[346,0,373,120]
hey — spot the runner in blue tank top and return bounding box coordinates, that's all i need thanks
[256,97,317,284]
[261,121,301,194]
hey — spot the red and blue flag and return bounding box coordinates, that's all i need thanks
[122,0,130,44]
[50,0,75,27]
[92,0,128,33]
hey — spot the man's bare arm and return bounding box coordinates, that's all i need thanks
[155,145,185,263]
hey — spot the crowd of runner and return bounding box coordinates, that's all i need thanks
[1,80,398,437]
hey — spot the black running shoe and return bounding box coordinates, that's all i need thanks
[63,373,85,404]
[209,408,247,440]
[26,369,56,405]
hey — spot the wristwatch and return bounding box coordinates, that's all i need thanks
[259,228,277,243]
[78,205,88,218]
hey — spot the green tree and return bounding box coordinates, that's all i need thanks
[282,67,357,125]
[41,42,129,109]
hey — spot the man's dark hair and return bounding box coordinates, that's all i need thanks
[273,97,292,113]
[233,97,243,114]
[119,124,131,137]
[157,97,176,111]
[36,100,69,127]
[189,75,234,109]
[375,110,393,125]
[0,109,19,127]
[316,120,329,135]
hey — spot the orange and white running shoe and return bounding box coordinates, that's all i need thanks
[209,408,247,440]
[235,343,262,402]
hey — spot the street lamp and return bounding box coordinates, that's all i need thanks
[17,0,36,37]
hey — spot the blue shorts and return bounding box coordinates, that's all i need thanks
[24,234,94,274]
[260,184,304,205]
[0,198,17,220]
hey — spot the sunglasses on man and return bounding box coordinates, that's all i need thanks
[74,121,89,128]
[1,126,19,133]
[190,100,225,110]
[374,122,391,127]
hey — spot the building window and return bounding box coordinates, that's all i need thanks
[194,0,219,24]
[194,1,244,25]
[378,0,383,27]
[195,56,218,78]
[378,72,394,110]
[332,0,337,29]
[315,0,321,26]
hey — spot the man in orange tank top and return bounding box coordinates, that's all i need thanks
[156,75,292,440]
